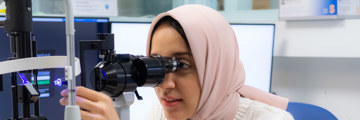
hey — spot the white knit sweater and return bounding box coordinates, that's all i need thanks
[147,97,294,120]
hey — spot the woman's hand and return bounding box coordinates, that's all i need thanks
[59,86,120,120]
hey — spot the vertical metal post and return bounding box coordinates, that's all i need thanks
[0,75,3,91]
[22,89,30,118]
[32,35,40,116]
[64,0,81,119]
[33,70,40,116]
[11,72,18,119]
[64,0,76,106]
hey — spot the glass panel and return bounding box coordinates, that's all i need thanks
[113,0,280,22]
[1,0,280,23]
[33,0,65,16]
[117,0,172,17]
[223,0,278,11]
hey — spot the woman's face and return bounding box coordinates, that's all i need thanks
[150,23,201,120]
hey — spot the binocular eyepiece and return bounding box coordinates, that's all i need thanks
[90,54,181,97]
[80,33,181,97]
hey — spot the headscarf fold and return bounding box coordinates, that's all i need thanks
[147,4,288,120]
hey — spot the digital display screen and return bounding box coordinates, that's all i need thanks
[111,23,150,55]
[31,71,51,98]
[30,49,55,98]
[231,24,275,92]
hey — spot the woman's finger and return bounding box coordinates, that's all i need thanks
[75,86,109,102]
[80,109,102,120]
[76,96,103,113]
[59,96,103,113]
[61,86,109,102]
[59,97,68,105]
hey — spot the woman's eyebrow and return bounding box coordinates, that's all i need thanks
[173,52,191,56]
[149,53,160,56]
[150,52,190,57]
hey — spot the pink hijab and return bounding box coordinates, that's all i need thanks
[147,4,289,120]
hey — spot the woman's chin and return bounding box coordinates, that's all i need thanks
[164,110,188,120]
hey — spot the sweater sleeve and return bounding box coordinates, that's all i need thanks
[234,97,294,120]
[146,103,166,120]
[147,97,294,120]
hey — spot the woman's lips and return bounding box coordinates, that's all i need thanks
[162,96,183,107]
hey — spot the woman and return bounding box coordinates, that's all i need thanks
[60,4,293,120]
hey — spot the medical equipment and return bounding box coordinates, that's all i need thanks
[1,0,178,119]
[79,33,182,120]
[2,0,46,119]
[0,0,81,119]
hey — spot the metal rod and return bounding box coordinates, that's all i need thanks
[33,70,39,116]
[14,32,32,58]
[32,35,40,116]
[63,1,81,119]
[67,35,76,105]
[64,0,76,106]
[22,91,30,118]
[80,51,86,86]
[11,72,18,119]
[0,75,3,91]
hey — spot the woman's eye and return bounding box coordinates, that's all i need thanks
[179,62,190,69]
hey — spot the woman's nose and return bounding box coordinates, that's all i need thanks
[159,73,175,89]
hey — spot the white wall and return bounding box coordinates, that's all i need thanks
[274,19,360,57]
[272,57,360,120]
[271,18,360,120]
